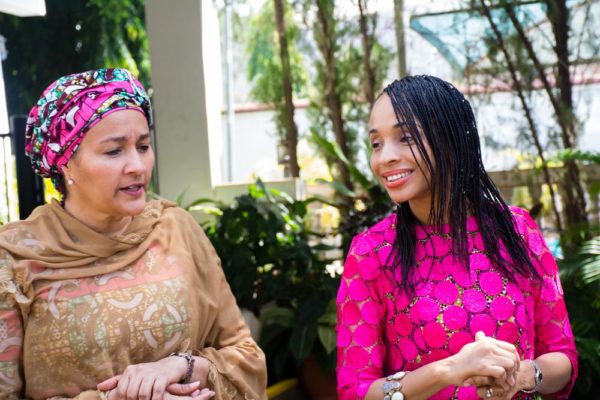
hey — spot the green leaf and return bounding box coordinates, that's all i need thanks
[316,178,356,198]
[260,306,295,328]
[317,325,336,354]
[290,324,317,364]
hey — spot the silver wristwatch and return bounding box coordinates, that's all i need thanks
[521,359,543,394]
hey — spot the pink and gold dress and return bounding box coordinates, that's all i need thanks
[336,207,578,400]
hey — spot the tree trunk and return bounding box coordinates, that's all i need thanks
[394,0,407,78]
[314,0,352,190]
[503,0,588,242]
[357,0,375,107]
[479,0,563,234]
[274,0,300,177]
[546,0,589,236]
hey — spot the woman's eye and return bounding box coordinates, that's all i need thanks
[371,141,381,149]
[400,135,414,143]
[105,148,121,156]
[138,144,151,153]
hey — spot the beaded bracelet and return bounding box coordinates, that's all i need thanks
[382,371,406,400]
[170,351,195,383]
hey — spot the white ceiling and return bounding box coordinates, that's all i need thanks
[0,0,45,17]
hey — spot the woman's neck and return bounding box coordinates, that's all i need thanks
[63,199,132,237]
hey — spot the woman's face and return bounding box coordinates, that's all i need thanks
[369,93,434,220]
[63,109,154,220]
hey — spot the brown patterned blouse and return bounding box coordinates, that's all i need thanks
[0,200,267,399]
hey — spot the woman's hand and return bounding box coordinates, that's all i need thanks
[104,385,215,400]
[446,331,520,391]
[467,357,537,399]
[97,356,209,400]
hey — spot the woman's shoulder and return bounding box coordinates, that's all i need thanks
[507,205,539,236]
[349,213,395,257]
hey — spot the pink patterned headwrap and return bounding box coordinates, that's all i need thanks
[24,68,152,193]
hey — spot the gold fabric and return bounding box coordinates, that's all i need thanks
[0,200,267,399]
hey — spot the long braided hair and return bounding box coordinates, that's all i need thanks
[381,75,540,293]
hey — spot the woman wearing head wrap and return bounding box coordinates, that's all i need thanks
[0,68,267,399]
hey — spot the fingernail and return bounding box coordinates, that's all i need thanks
[200,388,210,393]
[191,390,201,397]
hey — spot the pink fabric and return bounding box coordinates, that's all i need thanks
[336,207,578,399]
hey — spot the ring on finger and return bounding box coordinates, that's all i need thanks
[485,387,493,398]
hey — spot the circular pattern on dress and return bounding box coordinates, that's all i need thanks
[354,323,378,347]
[463,289,487,313]
[479,271,503,296]
[371,344,386,367]
[506,281,524,302]
[453,267,474,287]
[541,277,558,302]
[338,325,352,347]
[415,281,432,296]
[490,296,514,321]
[336,280,348,303]
[413,326,427,350]
[342,302,361,325]
[528,231,544,256]
[389,345,405,370]
[337,367,356,387]
[497,321,519,343]
[449,331,473,354]
[435,281,459,304]
[353,235,378,256]
[423,322,447,348]
[377,245,392,267]
[346,346,370,367]
[515,304,528,329]
[348,279,369,301]
[344,255,358,277]
[394,290,411,311]
[538,321,563,345]
[412,298,440,322]
[358,256,380,281]
[398,338,418,361]
[535,302,553,325]
[552,300,567,320]
[361,300,384,325]
[470,253,491,271]
[443,305,467,330]
[470,314,497,336]
[393,312,413,336]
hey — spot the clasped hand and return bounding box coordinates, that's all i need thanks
[451,331,521,399]
[97,356,215,400]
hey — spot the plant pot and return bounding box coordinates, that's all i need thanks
[299,353,337,400]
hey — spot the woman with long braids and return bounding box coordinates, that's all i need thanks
[336,76,577,400]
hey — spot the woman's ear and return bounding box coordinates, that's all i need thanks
[61,165,74,186]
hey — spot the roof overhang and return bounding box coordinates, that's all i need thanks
[0,0,45,17]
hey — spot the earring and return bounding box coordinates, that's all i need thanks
[67,178,74,185]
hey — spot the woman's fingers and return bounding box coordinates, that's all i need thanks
[476,385,507,399]
[125,376,143,400]
[164,387,215,399]
[464,375,493,387]
[168,381,202,395]
[97,375,120,391]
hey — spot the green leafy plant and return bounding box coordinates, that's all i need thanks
[192,181,340,383]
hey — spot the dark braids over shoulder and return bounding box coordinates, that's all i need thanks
[381,75,540,293]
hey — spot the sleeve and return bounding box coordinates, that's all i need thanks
[0,249,25,399]
[184,214,267,400]
[336,235,387,400]
[520,210,578,399]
